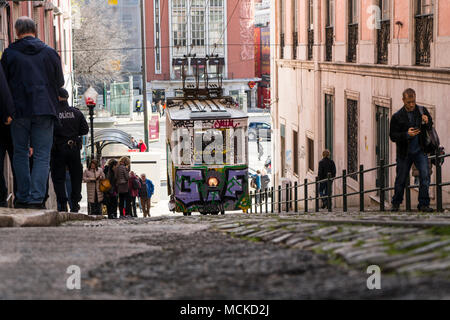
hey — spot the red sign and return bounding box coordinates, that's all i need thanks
[248,81,256,89]
[149,115,160,141]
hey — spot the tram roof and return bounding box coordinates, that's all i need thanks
[166,97,248,121]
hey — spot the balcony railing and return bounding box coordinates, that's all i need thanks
[377,20,390,64]
[307,29,314,60]
[325,26,333,62]
[280,33,285,59]
[293,31,298,60]
[347,23,358,63]
[415,14,433,66]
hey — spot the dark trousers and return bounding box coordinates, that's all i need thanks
[105,194,118,219]
[319,182,332,208]
[0,137,14,207]
[130,196,137,217]
[119,192,131,216]
[50,144,83,209]
[392,151,430,208]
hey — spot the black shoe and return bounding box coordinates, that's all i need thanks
[418,206,434,213]
[15,201,29,209]
[70,203,80,213]
[28,202,46,210]
[57,202,68,212]
[390,203,400,212]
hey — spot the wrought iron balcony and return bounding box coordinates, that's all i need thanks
[308,29,314,60]
[325,26,333,62]
[280,33,285,59]
[415,14,433,66]
[377,20,390,64]
[293,32,298,60]
[347,23,358,63]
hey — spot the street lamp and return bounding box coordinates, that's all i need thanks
[83,87,99,161]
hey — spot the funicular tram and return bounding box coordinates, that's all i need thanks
[166,56,250,215]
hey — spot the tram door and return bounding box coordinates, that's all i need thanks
[376,106,389,199]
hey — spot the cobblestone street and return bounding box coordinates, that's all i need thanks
[1,212,450,299]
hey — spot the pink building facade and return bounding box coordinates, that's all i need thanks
[145,0,259,110]
[272,0,450,209]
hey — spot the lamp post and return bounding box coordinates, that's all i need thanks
[84,86,99,162]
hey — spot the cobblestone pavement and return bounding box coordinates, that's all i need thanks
[2,212,450,299]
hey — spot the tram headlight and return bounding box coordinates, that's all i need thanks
[207,177,219,187]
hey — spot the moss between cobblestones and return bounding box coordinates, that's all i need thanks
[428,226,450,236]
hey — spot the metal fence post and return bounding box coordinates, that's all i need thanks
[406,176,411,212]
[327,173,332,212]
[359,164,364,212]
[265,188,268,214]
[271,187,274,213]
[380,159,385,212]
[285,184,289,213]
[304,179,308,214]
[294,182,298,213]
[343,169,347,212]
[278,185,282,213]
[260,189,263,214]
[436,150,443,212]
[315,177,319,212]
[249,191,253,214]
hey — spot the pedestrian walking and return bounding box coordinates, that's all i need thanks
[103,159,119,219]
[128,171,141,217]
[0,64,15,207]
[138,139,147,153]
[390,88,434,212]
[83,159,105,215]
[139,173,154,218]
[1,17,65,209]
[135,99,142,117]
[116,156,131,217]
[131,137,138,149]
[318,149,336,209]
[50,88,89,212]
[251,170,262,204]
[257,137,264,161]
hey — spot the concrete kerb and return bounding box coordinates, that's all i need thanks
[0,208,105,228]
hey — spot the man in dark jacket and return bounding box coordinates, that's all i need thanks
[390,88,434,212]
[318,149,336,209]
[1,17,65,209]
[0,64,15,207]
[51,88,89,212]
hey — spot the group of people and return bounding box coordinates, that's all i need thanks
[83,157,154,219]
[130,137,147,152]
[134,100,165,117]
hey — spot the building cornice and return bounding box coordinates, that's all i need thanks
[275,60,450,85]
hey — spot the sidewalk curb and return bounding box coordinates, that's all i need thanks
[0,209,105,228]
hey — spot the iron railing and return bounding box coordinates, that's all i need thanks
[249,151,450,214]
[347,23,358,63]
[280,33,285,59]
[377,20,390,64]
[325,26,334,62]
[415,14,433,66]
[307,29,314,60]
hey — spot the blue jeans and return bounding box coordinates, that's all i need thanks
[392,151,430,208]
[11,116,54,204]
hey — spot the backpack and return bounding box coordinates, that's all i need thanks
[418,106,441,154]
[250,176,257,189]
[132,177,141,190]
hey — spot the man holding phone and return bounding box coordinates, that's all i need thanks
[389,88,434,212]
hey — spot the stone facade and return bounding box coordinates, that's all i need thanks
[271,0,450,208]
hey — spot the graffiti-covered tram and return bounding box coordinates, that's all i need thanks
[166,96,250,215]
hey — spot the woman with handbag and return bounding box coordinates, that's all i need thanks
[103,159,118,219]
[116,156,131,218]
[83,159,105,215]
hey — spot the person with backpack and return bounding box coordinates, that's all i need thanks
[139,173,154,218]
[390,88,434,212]
[128,171,141,217]
[103,159,118,219]
[116,156,131,217]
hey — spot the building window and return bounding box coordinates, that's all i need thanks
[347,99,358,180]
[415,0,434,66]
[325,94,333,158]
[292,0,298,59]
[307,137,314,172]
[63,29,67,66]
[209,0,224,55]
[307,0,314,60]
[293,130,299,175]
[347,0,358,63]
[154,0,162,73]
[325,0,334,61]
[377,0,390,64]
[280,0,285,59]
[191,0,205,47]
[172,0,187,48]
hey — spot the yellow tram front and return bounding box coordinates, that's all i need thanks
[166,97,250,215]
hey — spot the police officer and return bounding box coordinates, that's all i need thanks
[51,88,89,212]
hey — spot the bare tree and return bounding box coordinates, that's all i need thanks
[72,0,129,88]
